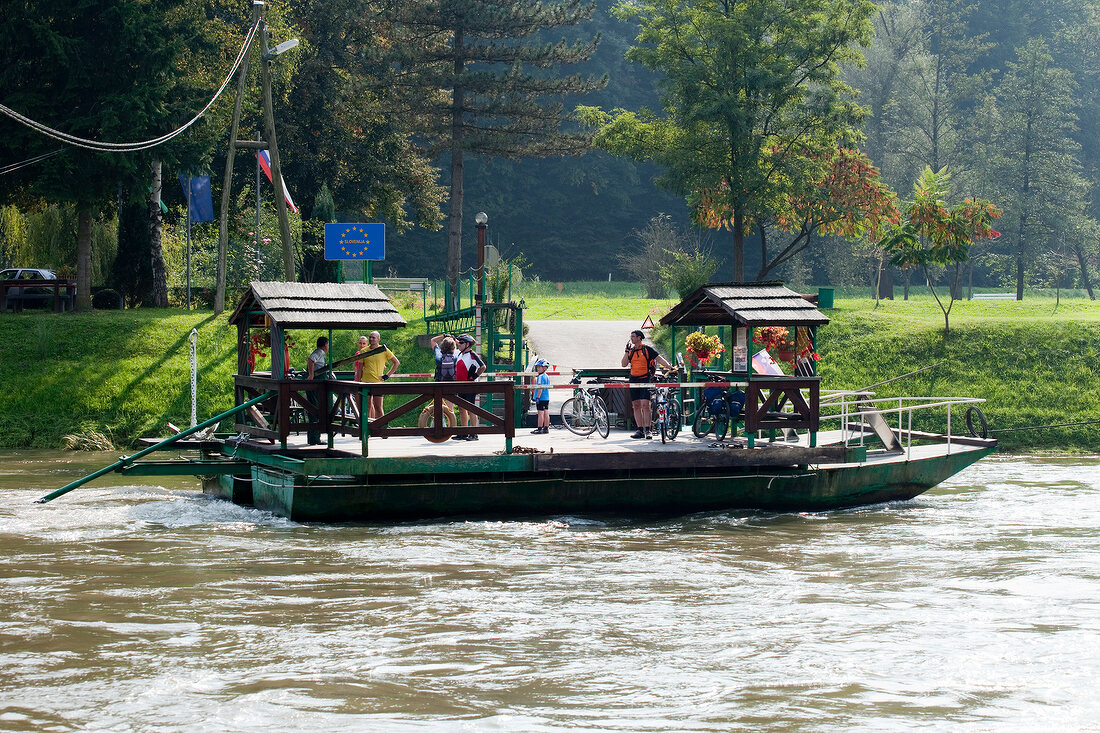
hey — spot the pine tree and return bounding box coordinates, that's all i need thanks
[987,39,1085,299]
[382,0,606,305]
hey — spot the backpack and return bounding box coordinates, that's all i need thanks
[435,352,457,381]
[629,345,657,379]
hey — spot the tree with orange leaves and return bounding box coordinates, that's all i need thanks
[696,148,900,281]
[878,166,1001,334]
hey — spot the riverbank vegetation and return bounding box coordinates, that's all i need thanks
[1,290,1097,453]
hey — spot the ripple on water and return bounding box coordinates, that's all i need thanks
[1,455,1099,731]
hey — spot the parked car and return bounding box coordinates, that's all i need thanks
[0,268,75,310]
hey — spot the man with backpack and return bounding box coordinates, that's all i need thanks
[622,329,673,439]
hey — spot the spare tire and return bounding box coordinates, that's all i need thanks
[965,406,988,439]
[419,403,457,443]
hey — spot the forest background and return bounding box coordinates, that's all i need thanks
[0,0,1098,301]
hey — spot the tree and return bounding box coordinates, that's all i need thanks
[279,0,446,257]
[0,0,209,310]
[694,148,900,280]
[578,0,876,281]
[386,0,606,307]
[986,39,1085,299]
[905,0,993,176]
[843,1,927,192]
[879,166,1000,334]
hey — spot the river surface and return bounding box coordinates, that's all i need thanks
[1,451,1098,732]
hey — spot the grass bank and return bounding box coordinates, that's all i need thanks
[1,290,1097,453]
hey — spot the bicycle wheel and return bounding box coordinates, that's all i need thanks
[714,402,732,441]
[693,406,714,438]
[593,396,610,439]
[667,399,682,440]
[561,396,597,435]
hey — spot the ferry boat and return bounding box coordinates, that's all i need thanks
[39,282,995,520]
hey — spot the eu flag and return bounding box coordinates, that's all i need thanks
[324,223,385,261]
[178,174,215,223]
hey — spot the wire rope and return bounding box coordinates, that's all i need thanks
[988,418,1100,434]
[0,20,260,153]
[0,148,65,176]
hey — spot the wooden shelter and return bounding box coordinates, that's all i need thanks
[661,282,830,328]
[229,281,406,376]
[660,282,829,446]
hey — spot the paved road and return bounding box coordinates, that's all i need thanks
[525,320,652,374]
[524,320,666,422]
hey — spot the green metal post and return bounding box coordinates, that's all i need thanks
[366,261,372,284]
[36,392,275,504]
[513,304,524,427]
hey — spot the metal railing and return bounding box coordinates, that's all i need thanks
[820,391,988,456]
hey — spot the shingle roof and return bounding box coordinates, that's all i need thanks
[228,281,407,330]
[659,282,829,327]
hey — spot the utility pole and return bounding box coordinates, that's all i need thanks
[215,0,297,313]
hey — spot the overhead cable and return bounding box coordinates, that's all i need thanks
[0,148,65,176]
[0,20,260,153]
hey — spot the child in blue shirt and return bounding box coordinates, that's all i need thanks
[531,360,551,434]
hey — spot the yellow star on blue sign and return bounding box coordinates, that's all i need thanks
[324,223,385,260]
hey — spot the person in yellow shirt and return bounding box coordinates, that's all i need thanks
[355,331,400,419]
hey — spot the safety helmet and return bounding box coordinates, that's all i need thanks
[456,334,476,344]
[534,359,550,369]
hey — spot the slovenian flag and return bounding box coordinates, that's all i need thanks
[256,149,298,213]
[751,349,785,375]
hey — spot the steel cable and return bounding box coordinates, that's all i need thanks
[0,21,260,153]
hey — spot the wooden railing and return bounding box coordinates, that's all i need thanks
[744,376,820,433]
[0,279,76,313]
[233,375,515,451]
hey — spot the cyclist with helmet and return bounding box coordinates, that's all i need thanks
[454,334,485,441]
[531,359,552,434]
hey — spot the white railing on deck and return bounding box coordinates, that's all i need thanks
[818,391,986,457]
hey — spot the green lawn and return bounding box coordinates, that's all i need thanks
[1,287,1097,453]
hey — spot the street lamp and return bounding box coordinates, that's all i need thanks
[263,38,299,60]
[475,211,488,303]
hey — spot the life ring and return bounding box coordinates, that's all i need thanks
[418,403,457,443]
[965,406,988,439]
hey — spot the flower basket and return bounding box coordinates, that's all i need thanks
[753,326,818,370]
[685,332,725,365]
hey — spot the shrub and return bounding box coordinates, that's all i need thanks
[619,214,679,298]
[660,249,719,299]
[91,288,122,310]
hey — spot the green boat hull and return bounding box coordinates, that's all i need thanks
[207,445,994,522]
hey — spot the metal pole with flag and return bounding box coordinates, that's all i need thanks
[186,190,191,310]
[179,174,215,310]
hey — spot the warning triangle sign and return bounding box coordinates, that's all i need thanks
[640,314,655,330]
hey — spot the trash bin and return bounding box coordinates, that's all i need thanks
[817,287,834,309]
[599,384,633,430]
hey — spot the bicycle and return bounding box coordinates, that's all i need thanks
[650,371,682,443]
[560,378,610,438]
[691,374,746,441]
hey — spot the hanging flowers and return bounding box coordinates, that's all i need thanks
[685,331,725,364]
[753,326,794,352]
[754,326,818,369]
[247,330,295,373]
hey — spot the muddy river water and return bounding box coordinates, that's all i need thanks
[1,451,1098,731]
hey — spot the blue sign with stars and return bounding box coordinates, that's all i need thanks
[324,223,385,261]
